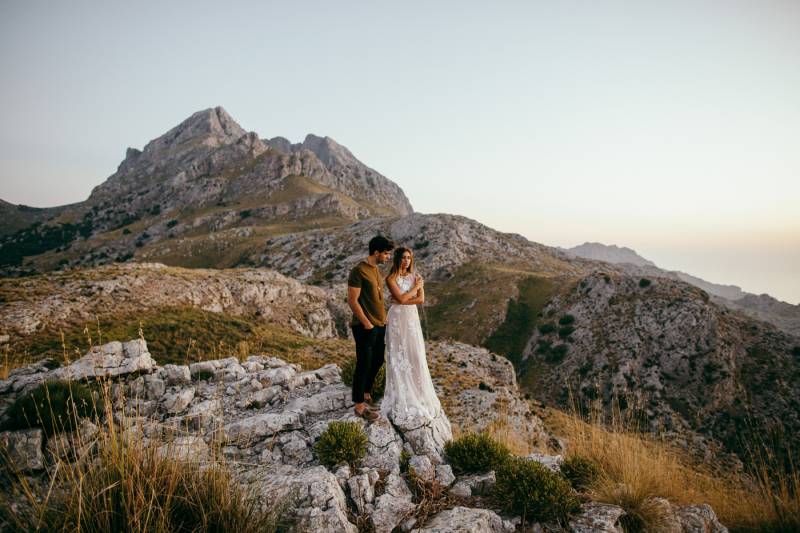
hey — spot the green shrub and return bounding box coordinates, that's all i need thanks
[639,278,651,288]
[4,380,95,436]
[537,322,555,335]
[443,432,511,475]
[558,325,575,338]
[339,357,385,400]
[561,454,602,491]
[558,314,575,326]
[494,456,581,524]
[545,344,569,363]
[399,449,411,474]
[315,421,368,470]
[193,369,215,381]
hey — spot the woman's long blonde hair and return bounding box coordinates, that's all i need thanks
[386,247,414,283]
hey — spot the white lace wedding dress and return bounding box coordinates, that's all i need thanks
[381,273,443,427]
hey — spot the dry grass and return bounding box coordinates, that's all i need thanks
[544,403,800,533]
[0,378,293,532]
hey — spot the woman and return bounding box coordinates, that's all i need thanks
[381,247,443,426]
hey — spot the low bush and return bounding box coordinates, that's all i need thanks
[639,278,651,288]
[558,326,575,338]
[4,380,95,435]
[494,456,581,525]
[443,432,511,475]
[339,357,385,400]
[315,420,368,470]
[545,344,569,364]
[193,369,215,381]
[558,314,575,326]
[561,454,602,491]
[537,322,555,334]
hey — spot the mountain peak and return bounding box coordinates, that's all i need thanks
[565,241,656,268]
[140,106,247,156]
[300,134,354,167]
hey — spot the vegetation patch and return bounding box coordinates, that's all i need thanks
[558,314,575,326]
[484,275,556,368]
[314,420,368,470]
[537,322,555,334]
[558,325,575,339]
[443,432,511,475]
[0,217,94,267]
[3,380,95,436]
[561,454,602,491]
[494,456,581,525]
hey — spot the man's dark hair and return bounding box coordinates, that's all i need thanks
[368,235,394,255]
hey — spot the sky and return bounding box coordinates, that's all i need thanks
[1,1,798,304]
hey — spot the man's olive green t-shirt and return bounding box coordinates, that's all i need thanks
[347,260,386,327]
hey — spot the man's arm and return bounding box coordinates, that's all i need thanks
[347,286,374,328]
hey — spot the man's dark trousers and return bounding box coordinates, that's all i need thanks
[351,324,386,403]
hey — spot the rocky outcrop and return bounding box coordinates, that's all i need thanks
[0,338,732,532]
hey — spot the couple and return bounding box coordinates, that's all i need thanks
[346,235,442,425]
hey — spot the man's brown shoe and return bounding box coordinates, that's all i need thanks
[364,395,378,408]
[355,407,379,422]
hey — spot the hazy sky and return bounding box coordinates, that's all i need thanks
[1,1,798,303]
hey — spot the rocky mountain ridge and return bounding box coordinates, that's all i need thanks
[565,241,800,337]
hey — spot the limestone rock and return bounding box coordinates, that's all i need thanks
[155,436,209,462]
[0,429,44,471]
[411,506,512,533]
[241,463,357,533]
[372,471,415,533]
[223,412,303,444]
[450,471,496,498]
[674,503,728,533]
[569,502,626,533]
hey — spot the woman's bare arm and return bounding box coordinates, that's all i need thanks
[386,277,419,304]
[405,284,424,305]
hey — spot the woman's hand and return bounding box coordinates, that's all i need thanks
[414,275,424,290]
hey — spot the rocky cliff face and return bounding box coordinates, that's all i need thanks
[520,270,800,468]
[266,133,414,216]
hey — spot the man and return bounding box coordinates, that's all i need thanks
[347,235,394,421]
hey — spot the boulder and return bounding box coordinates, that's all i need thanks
[411,506,512,533]
[0,429,44,471]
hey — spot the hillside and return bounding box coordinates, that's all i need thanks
[519,270,800,470]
